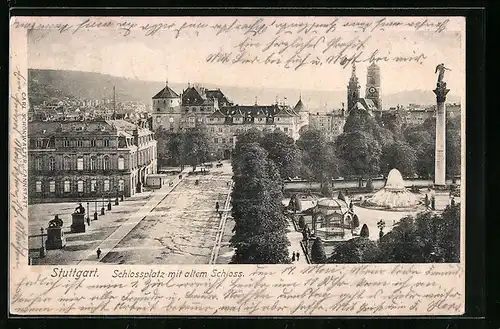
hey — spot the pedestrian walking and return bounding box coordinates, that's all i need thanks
[86,217,91,226]
[296,251,300,261]
[219,211,222,219]
[97,248,102,259]
[215,202,220,212]
[292,253,296,262]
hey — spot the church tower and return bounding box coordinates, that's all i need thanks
[365,62,382,111]
[347,63,360,112]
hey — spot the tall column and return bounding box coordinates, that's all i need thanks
[433,82,450,187]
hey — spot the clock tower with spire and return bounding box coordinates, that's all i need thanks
[347,63,360,112]
[365,62,382,111]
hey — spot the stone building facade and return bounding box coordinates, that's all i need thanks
[151,83,348,159]
[308,109,346,142]
[28,119,157,203]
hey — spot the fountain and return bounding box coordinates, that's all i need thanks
[364,169,419,209]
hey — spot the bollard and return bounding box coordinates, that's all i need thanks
[94,212,98,221]
[115,198,119,206]
[101,207,105,215]
[107,202,112,211]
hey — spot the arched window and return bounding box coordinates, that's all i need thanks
[118,156,125,170]
[90,157,96,170]
[49,157,55,171]
[63,156,71,170]
[118,179,124,192]
[90,179,97,192]
[103,156,110,170]
[77,180,84,192]
[36,158,43,171]
[35,181,42,193]
[77,157,84,170]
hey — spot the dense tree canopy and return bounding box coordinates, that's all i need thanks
[336,131,381,179]
[156,128,213,167]
[380,140,418,177]
[377,204,460,263]
[230,142,290,264]
[260,130,301,180]
[328,237,379,263]
[297,130,340,184]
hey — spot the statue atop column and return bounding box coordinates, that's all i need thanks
[435,63,451,87]
[434,63,451,103]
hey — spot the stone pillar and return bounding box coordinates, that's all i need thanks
[433,82,450,187]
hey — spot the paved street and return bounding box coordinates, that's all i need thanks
[101,162,232,264]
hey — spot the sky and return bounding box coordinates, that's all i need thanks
[27,16,465,95]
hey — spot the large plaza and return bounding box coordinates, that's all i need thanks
[28,161,233,265]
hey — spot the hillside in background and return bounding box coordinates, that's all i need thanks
[28,69,461,110]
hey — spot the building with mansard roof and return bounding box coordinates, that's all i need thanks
[28,119,157,203]
[151,82,348,159]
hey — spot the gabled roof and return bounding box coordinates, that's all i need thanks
[152,85,179,99]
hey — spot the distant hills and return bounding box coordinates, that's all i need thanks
[28,69,461,110]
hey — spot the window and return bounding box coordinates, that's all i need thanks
[210,128,215,133]
[218,128,223,133]
[90,180,97,192]
[91,139,96,147]
[284,127,289,132]
[222,138,226,144]
[214,138,219,144]
[103,156,110,170]
[104,180,110,192]
[118,156,125,170]
[77,140,83,147]
[63,157,70,170]
[156,117,161,123]
[36,139,44,148]
[49,157,55,171]
[36,158,43,171]
[77,180,84,192]
[276,118,280,121]
[36,181,42,193]
[157,108,161,112]
[90,157,96,170]
[64,180,71,193]
[77,157,84,170]
[63,140,70,147]
[118,179,124,192]
[49,181,55,193]
[103,139,110,147]
[169,107,174,111]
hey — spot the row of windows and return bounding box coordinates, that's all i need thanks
[35,156,125,171]
[35,139,110,148]
[34,149,155,172]
[35,179,125,193]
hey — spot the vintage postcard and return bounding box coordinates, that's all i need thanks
[10,15,466,316]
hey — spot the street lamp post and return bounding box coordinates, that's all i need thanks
[40,227,45,258]
[101,194,105,215]
[107,193,112,210]
[86,202,90,221]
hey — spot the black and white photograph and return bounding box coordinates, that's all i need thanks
[22,17,464,268]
